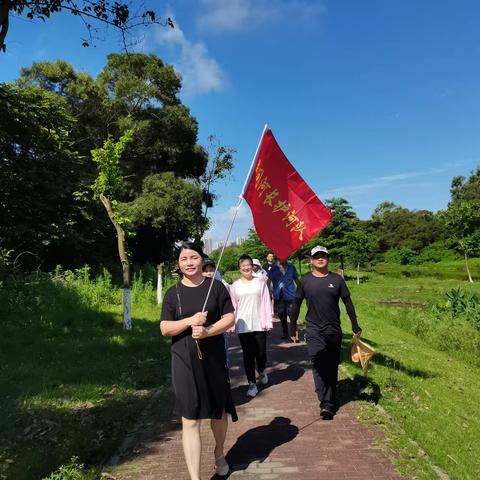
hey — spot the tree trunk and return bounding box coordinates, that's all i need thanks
[465,251,474,283]
[357,262,360,285]
[157,263,163,304]
[100,193,132,329]
[0,1,10,53]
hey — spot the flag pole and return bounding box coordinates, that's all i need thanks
[201,123,269,313]
[240,123,269,197]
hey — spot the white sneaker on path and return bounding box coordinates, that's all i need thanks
[246,382,258,397]
[259,371,268,385]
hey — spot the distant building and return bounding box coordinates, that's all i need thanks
[215,241,226,250]
[202,237,213,255]
[236,236,245,246]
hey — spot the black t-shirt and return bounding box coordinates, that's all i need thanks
[294,272,358,334]
[161,278,234,350]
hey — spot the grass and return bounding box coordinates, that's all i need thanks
[0,268,169,480]
[3,263,480,479]
[331,274,480,480]
[374,258,480,281]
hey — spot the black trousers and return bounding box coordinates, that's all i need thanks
[306,331,342,410]
[274,299,294,337]
[238,331,267,383]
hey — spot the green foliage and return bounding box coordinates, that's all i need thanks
[0,246,13,280]
[319,198,357,257]
[370,201,442,252]
[383,247,418,265]
[450,167,480,203]
[376,258,480,280]
[412,240,459,264]
[0,83,85,261]
[0,266,166,479]
[342,229,377,267]
[436,288,480,330]
[91,130,134,200]
[440,200,480,242]
[240,229,270,262]
[127,172,208,263]
[210,245,242,274]
[42,457,97,480]
[8,54,213,269]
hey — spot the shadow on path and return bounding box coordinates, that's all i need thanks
[215,416,298,479]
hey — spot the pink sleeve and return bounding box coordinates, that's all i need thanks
[260,280,273,330]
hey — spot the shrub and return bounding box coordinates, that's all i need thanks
[42,457,97,480]
[412,241,459,264]
[384,248,418,265]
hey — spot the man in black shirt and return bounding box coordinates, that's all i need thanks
[290,246,362,419]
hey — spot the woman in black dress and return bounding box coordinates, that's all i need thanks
[160,242,237,479]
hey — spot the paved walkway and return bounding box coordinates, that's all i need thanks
[109,320,404,479]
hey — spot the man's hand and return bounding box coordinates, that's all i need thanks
[192,325,209,339]
[189,312,207,327]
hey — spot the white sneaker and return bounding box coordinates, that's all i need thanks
[246,382,258,398]
[259,371,268,385]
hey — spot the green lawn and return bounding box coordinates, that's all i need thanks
[332,274,480,480]
[0,276,169,480]
[3,269,480,479]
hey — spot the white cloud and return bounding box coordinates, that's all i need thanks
[155,17,224,97]
[322,164,466,199]
[197,0,326,33]
[205,203,253,245]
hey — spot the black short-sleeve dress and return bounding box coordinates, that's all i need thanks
[161,278,238,421]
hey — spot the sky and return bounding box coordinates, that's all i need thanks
[2,0,480,246]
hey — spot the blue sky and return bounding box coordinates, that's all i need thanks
[3,0,480,245]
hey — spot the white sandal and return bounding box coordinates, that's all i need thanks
[215,455,229,476]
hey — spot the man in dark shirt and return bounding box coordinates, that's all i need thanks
[267,258,298,340]
[290,246,362,419]
[263,252,275,273]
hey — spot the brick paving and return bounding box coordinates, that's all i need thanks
[109,320,405,479]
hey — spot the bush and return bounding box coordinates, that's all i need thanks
[42,457,97,480]
[384,248,418,265]
[412,241,459,264]
[436,287,480,330]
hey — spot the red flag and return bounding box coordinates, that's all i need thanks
[243,128,332,261]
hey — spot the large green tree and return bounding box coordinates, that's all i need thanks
[440,200,480,283]
[369,201,441,252]
[0,84,87,267]
[6,54,216,269]
[450,168,480,203]
[314,198,358,267]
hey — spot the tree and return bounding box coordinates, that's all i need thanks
[240,229,270,263]
[210,245,241,274]
[14,54,217,268]
[369,201,441,252]
[0,84,85,267]
[91,131,134,329]
[197,135,235,241]
[318,198,358,267]
[440,200,480,283]
[0,0,172,53]
[127,172,208,265]
[342,230,378,284]
[450,167,480,203]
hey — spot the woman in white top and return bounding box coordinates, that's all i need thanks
[229,255,273,398]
